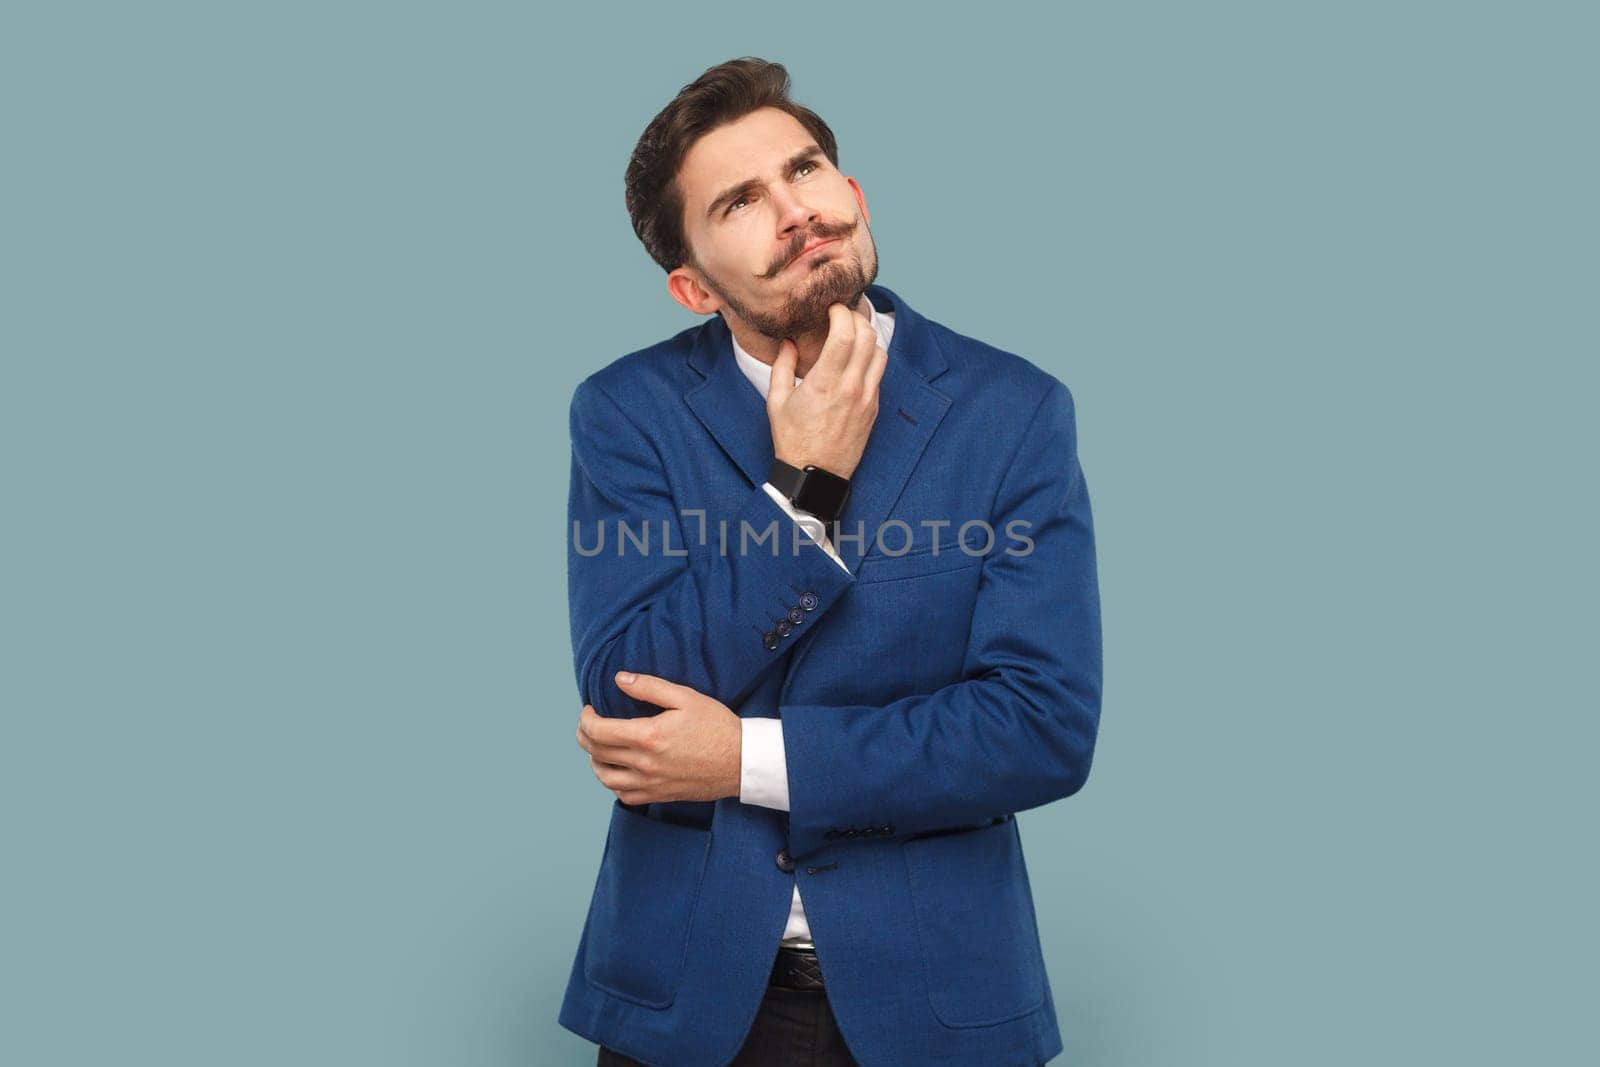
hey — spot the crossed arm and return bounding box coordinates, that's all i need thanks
[568,377,1102,859]
[566,377,856,722]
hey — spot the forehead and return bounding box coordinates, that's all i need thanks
[678,107,817,214]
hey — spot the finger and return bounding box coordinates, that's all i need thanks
[839,315,879,394]
[810,303,858,381]
[592,757,658,806]
[575,719,641,764]
[586,729,645,765]
[591,754,644,791]
[579,702,648,749]
[615,669,700,710]
[578,703,608,738]
[767,338,798,407]
[865,341,888,393]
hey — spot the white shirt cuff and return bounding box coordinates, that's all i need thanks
[762,481,851,575]
[739,716,791,811]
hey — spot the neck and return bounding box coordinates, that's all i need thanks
[730,292,873,377]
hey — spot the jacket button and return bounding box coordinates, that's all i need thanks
[799,592,819,611]
[787,607,805,625]
[763,632,780,651]
[775,848,796,873]
[775,620,792,638]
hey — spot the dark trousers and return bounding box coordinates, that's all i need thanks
[597,982,860,1066]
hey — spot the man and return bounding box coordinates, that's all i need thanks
[560,57,1103,1067]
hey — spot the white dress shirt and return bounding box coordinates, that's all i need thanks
[730,293,896,947]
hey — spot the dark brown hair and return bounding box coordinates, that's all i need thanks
[624,57,840,274]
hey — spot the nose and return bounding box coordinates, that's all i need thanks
[771,182,820,241]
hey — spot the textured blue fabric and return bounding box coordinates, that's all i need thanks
[560,284,1102,1067]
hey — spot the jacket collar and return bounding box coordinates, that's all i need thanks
[684,284,953,571]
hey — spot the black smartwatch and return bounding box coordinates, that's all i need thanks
[767,459,852,526]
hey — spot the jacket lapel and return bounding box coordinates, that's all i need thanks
[684,284,952,572]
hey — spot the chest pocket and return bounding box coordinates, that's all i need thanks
[852,518,993,583]
[855,545,983,583]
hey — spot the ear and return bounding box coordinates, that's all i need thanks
[847,176,870,226]
[667,266,721,316]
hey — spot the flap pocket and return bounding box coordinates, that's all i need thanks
[582,799,713,1009]
[902,817,1046,1028]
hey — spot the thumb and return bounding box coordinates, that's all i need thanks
[615,670,698,710]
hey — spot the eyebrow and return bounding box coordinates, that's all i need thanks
[704,145,826,220]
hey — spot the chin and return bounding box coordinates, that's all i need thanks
[798,257,864,302]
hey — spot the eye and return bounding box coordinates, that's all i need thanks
[725,160,822,216]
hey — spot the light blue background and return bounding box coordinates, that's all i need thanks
[4,2,1593,1064]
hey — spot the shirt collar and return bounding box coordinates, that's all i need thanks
[730,292,896,400]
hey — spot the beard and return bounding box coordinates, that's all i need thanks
[706,240,880,340]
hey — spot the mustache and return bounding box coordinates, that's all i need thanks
[762,222,855,279]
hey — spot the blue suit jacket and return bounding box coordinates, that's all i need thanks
[559,283,1102,1066]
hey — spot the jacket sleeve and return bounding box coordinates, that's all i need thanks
[567,378,857,720]
[763,482,852,575]
[779,378,1103,858]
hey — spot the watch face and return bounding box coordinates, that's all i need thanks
[796,466,851,519]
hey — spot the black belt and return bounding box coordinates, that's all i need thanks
[770,945,826,991]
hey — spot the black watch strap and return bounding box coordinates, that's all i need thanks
[768,459,852,526]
